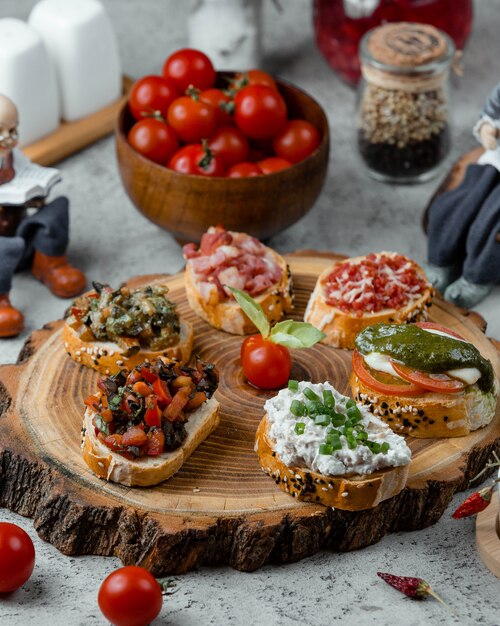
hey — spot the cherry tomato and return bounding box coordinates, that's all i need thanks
[0,522,35,593]
[208,126,249,168]
[168,144,225,177]
[200,88,235,127]
[234,85,287,139]
[258,157,291,174]
[241,334,291,390]
[273,119,321,163]
[352,350,426,397]
[162,48,216,92]
[129,75,179,121]
[98,566,163,626]
[167,95,216,143]
[390,361,465,394]
[128,118,179,164]
[231,69,277,91]
[227,162,262,178]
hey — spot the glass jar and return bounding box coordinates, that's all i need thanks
[356,22,455,184]
[313,0,472,86]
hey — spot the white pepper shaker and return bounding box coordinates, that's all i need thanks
[29,0,121,122]
[188,0,263,70]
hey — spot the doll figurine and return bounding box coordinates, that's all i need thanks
[425,83,500,308]
[0,94,86,338]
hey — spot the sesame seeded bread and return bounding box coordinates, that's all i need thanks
[184,249,293,335]
[63,319,194,375]
[255,415,409,511]
[349,372,498,438]
[82,397,219,487]
[304,255,434,350]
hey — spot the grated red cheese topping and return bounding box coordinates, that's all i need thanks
[183,226,283,303]
[322,252,429,315]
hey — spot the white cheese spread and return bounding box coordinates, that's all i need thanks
[264,381,411,476]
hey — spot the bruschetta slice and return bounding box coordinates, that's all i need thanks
[183,226,293,335]
[64,282,193,375]
[304,252,434,349]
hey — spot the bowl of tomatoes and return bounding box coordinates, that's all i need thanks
[115,48,330,243]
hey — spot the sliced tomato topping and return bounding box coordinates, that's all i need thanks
[352,350,427,397]
[122,426,149,447]
[390,361,465,393]
[144,397,162,427]
[415,321,465,340]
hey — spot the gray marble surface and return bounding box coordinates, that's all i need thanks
[0,1,499,625]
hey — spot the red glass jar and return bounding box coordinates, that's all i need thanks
[313,0,473,85]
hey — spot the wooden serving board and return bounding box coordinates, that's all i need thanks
[476,494,500,578]
[0,252,499,575]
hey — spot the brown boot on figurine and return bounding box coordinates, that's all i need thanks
[32,251,86,298]
[0,294,24,338]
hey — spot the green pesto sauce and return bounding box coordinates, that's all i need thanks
[355,323,495,394]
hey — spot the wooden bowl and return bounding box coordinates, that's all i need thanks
[115,76,330,243]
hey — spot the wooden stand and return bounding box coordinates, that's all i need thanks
[0,252,499,574]
[476,496,500,578]
[22,76,133,166]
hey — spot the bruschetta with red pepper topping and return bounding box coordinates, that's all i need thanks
[183,226,293,334]
[82,356,219,486]
[304,252,434,349]
[64,282,193,374]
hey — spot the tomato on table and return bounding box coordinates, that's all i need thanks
[98,566,163,626]
[390,361,465,393]
[167,94,216,143]
[200,88,235,127]
[168,144,225,177]
[129,75,179,121]
[352,350,426,397]
[208,126,249,168]
[241,334,291,390]
[227,162,262,178]
[128,118,179,164]
[258,156,291,174]
[0,522,35,593]
[234,85,287,139]
[162,48,216,92]
[273,119,321,163]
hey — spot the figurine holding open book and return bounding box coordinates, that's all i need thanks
[0,94,86,338]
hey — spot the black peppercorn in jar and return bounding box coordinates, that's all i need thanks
[357,22,455,183]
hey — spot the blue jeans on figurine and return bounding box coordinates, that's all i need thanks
[426,82,500,308]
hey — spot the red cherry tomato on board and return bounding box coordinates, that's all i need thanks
[200,88,235,127]
[273,119,321,163]
[162,48,216,92]
[208,126,249,168]
[128,118,179,164]
[258,157,291,174]
[98,566,163,626]
[168,144,225,177]
[241,334,291,390]
[234,85,287,140]
[167,95,216,143]
[227,162,262,178]
[0,522,35,593]
[128,75,179,121]
[231,69,277,91]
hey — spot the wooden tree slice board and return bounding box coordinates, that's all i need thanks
[476,495,500,578]
[0,252,499,575]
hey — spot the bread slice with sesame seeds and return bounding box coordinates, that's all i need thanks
[255,415,410,511]
[63,319,193,375]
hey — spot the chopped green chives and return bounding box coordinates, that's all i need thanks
[323,390,335,409]
[368,441,381,454]
[356,431,368,442]
[346,405,361,421]
[290,399,305,417]
[346,399,356,409]
[381,442,390,454]
[331,414,345,427]
[303,387,321,402]
[331,438,342,451]
[305,400,321,416]
[294,422,305,435]
[346,435,357,449]
[288,379,299,391]
[319,443,333,455]
[314,414,330,427]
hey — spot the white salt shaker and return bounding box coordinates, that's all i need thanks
[29,0,122,122]
[0,18,60,146]
[188,0,263,70]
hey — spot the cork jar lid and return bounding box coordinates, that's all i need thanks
[366,22,449,68]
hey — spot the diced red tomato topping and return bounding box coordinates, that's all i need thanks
[138,367,158,383]
[144,397,162,427]
[146,429,165,456]
[122,426,149,447]
[101,433,124,451]
[153,378,172,405]
[164,390,189,421]
[84,395,100,411]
